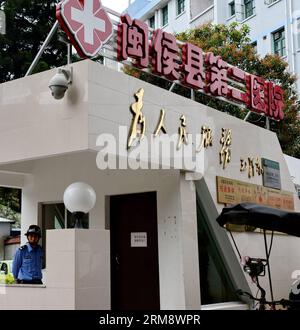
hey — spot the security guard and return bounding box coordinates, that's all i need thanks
[12,225,44,284]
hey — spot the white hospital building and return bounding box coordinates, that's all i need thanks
[0,2,299,310]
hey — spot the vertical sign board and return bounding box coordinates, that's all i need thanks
[262,158,281,190]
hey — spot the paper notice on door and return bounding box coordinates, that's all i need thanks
[131,232,147,247]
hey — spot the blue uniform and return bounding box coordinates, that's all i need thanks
[12,243,43,281]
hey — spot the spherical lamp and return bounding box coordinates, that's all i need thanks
[63,182,96,228]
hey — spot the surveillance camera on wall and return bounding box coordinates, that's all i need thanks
[49,67,72,100]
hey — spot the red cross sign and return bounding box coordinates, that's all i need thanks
[57,0,113,58]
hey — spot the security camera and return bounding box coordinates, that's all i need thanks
[49,67,72,100]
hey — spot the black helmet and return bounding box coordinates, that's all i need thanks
[25,225,41,237]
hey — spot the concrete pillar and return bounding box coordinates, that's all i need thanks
[178,173,201,309]
[46,229,110,309]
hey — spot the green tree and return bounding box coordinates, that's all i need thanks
[0,187,21,228]
[124,23,300,158]
[0,0,66,82]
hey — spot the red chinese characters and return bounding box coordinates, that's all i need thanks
[227,67,250,107]
[248,75,285,120]
[250,75,267,114]
[181,42,205,89]
[115,14,285,121]
[118,14,149,68]
[150,29,180,80]
[265,82,284,120]
[205,53,228,97]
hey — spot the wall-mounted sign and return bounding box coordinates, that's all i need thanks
[216,176,294,211]
[131,232,147,247]
[56,3,285,121]
[117,15,284,121]
[56,0,113,58]
[127,89,232,170]
[262,158,281,190]
[240,156,263,178]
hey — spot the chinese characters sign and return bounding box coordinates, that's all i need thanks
[131,232,147,247]
[57,4,285,121]
[240,157,263,178]
[216,176,294,211]
[117,15,284,121]
[220,128,232,169]
[127,88,146,149]
[127,89,222,163]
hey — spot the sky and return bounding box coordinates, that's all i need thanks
[101,0,131,14]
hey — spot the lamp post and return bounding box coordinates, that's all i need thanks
[63,182,96,229]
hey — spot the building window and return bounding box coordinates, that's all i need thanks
[229,1,235,17]
[244,0,255,19]
[252,41,257,53]
[161,5,168,26]
[177,0,185,16]
[272,28,286,57]
[39,202,89,266]
[149,15,155,29]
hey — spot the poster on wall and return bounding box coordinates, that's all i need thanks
[216,176,294,211]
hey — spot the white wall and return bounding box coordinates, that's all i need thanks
[0,59,299,307]
[20,151,200,309]
[0,63,89,165]
[285,154,300,187]
[190,7,214,29]
[0,229,109,310]
[4,244,19,260]
[163,0,189,34]
[26,61,300,304]
[146,0,190,34]
[0,223,10,260]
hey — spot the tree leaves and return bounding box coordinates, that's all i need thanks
[0,0,66,82]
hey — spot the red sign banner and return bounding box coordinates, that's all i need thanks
[117,14,284,121]
[56,0,113,58]
[56,3,285,121]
